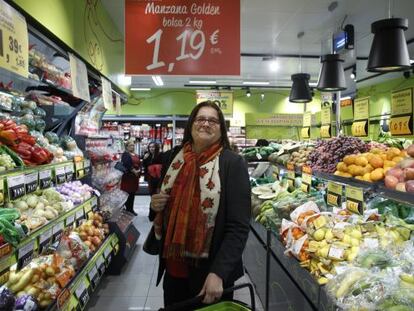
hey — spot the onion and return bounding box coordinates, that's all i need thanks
[384,175,398,189]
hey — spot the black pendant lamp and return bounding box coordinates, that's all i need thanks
[367,18,411,72]
[317,54,346,91]
[289,73,312,103]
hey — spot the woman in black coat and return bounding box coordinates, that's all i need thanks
[150,101,251,309]
[142,142,162,220]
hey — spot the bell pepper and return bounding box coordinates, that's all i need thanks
[0,129,17,145]
[31,146,49,164]
[18,134,36,146]
[11,144,31,159]
[13,125,28,135]
[0,119,16,130]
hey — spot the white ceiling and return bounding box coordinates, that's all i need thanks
[102,0,414,91]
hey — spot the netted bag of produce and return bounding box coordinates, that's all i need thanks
[290,201,320,227]
[286,233,309,262]
[56,232,90,270]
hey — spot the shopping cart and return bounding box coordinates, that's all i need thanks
[159,283,256,311]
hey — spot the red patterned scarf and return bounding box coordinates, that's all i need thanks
[154,142,222,260]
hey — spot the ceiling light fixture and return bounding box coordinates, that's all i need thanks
[246,89,251,97]
[152,76,164,86]
[290,73,312,103]
[130,87,151,91]
[269,59,279,71]
[189,80,217,84]
[243,81,270,86]
[260,93,265,101]
[317,54,347,91]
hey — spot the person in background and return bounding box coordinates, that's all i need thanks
[143,142,162,220]
[150,101,251,309]
[120,140,140,216]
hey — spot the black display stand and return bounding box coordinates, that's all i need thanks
[107,210,140,275]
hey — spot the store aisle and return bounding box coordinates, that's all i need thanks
[87,196,263,311]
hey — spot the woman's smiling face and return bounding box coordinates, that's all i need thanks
[191,106,221,149]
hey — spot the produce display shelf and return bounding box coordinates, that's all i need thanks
[271,162,414,206]
[0,160,75,178]
[48,233,119,311]
[0,197,98,272]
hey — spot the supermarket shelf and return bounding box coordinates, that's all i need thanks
[0,197,98,271]
[49,233,119,310]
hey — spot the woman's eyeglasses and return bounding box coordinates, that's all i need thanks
[194,117,220,126]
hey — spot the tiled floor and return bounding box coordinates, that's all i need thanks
[86,195,264,311]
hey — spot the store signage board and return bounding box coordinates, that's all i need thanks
[352,97,369,137]
[7,174,25,201]
[321,106,331,125]
[301,127,310,139]
[327,182,342,207]
[69,53,91,102]
[391,88,412,116]
[101,76,113,110]
[301,172,311,193]
[245,113,304,127]
[351,120,368,137]
[303,112,312,127]
[389,115,412,136]
[0,0,28,77]
[125,0,240,75]
[39,169,52,189]
[345,185,364,214]
[320,125,331,138]
[196,90,233,115]
[25,171,38,194]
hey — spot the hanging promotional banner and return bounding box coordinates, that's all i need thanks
[390,88,413,136]
[101,77,113,110]
[352,97,369,137]
[69,53,90,102]
[0,0,28,77]
[196,90,233,115]
[125,0,240,75]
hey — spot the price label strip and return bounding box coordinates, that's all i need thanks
[75,209,85,226]
[301,127,310,139]
[320,125,331,138]
[287,168,295,189]
[104,246,113,265]
[55,166,66,185]
[389,115,412,136]
[38,228,53,253]
[351,120,368,137]
[17,240,35,269]
[96,256,105,275]
[301,171,312,193]
[75,277,90,309]
[91,197,98,212]
[327,182,343,207]
[39,169,52,189]
[66,214,75,227]
[345,185,364,214]
[87,265,100,289]
[53,221,65,242]
[25,172,38,194]
[7,174,25,201]
[0,1,29,78]
[65,163,75,182]
[75,161,84,179]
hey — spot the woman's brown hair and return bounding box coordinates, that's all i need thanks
[182,101,230,149]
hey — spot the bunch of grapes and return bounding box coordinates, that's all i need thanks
[308,136,368,173]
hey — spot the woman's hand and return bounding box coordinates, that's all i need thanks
[150,192,169,212]
[198,273,223,304]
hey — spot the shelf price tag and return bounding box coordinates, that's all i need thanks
[96,256,105,275]
[303,112,312,127]
[0,1,29,77]
[391,88,412,115]
[57,288,71,311]
[38,227,53,252]
[25,172,38,194]
[389,115,412,136]
[53,221,64,242]
[66,214,75,227]
[75,209,85,226]
[272,165,280,181]
[17,240,35,269]
[0,177,4,206]
[7,174,25,201]
[39,169,52,189]
[65,163,75,182]
[327,182,343,207]
[75,277,90,308]
[88,265,100,289]
[301,127,310,139]
[301,166,312,193]
[345,185,364,214]
[75,161,84,179]
[287,163,295,188]
[0,243,12,260]
[83,159,91,175]
[91,197,98,212]
[0,267,9,285]
[351,120,368,137]
[320,125,331,138]
[55,166,66,185]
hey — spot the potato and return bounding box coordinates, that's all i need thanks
[355,156,368,167]
[343,155,357,165]
[407,144,414,157]
[363,173,372,182]
[336,162,348,172]
[364,164,374,174]
[387,147,401,160]
[392,156,404,163]
[385,175,398,189]
[405,180,414,193]
[347,164,357,176]
[384,160,396,168]
[370,168,384,181]
[404,168,414,180]
[369,155,384,169]
[353,166,365,176]
[387,167,404,181]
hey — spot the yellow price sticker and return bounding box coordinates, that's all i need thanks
[389,116,412,136]
[351,120,367,137]
[300,183,309,193]
[0,1,28,77]
[320,125,331,138]
[346,199,362,214]
[301,127,310,138]
[327,193,340,207]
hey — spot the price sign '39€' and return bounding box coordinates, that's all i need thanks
[125,0,240,75]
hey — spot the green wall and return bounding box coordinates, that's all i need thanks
[12,0,125,90]
[106,88,322,127]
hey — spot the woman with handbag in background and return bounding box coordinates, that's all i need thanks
[120,140,140,216]
[150,101,251,309]
[142,142,162,221]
